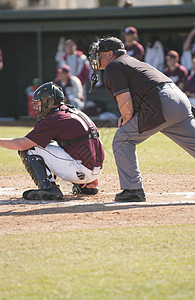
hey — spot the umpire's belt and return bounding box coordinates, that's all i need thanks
[58,131,99,147]
[145,82,172,97]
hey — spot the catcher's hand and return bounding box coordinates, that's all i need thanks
[81,179,98,189]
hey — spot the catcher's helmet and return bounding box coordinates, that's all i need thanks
[32,82,64,120]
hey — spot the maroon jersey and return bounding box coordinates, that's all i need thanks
[184,74,195,93]
[125,41,145,61]
[0,49,3,63]
[26,106,104,171]
[190,35,195,58]
[163,64,188,86]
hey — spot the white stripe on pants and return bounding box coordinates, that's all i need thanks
[27,142,101,184]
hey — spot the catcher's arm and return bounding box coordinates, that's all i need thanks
[116,92,133,127]
[0,137,36,150]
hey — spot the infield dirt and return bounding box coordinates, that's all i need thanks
[0,173,195,234]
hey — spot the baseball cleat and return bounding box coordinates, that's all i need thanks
[115,188,146,202]
[23,183,63,200]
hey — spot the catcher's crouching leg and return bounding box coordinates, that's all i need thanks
[18,150,63,200]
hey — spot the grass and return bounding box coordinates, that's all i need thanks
[0,126,31,175]
[99,127,195,174]
[0,125,195,299]
[0,126,195,175]
[0,225,194,300]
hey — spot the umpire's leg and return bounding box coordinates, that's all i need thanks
[113,82,195,191]
[162,116,195,158]
[112,114,162,190]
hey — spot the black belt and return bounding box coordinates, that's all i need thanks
[144,82,172,97]
[58,131,99,147]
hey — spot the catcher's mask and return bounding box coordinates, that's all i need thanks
[88,37,126,93]
[32,82,64,120]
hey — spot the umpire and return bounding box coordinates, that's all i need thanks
[89,37,195,202]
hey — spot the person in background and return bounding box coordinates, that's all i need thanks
[55,36,66,68]
[181,23,195,72]
[144,35,165,72]
[54,65,84,111]
[26,78,40,93]
[123,26,145,61]
[164,50,188,91]
[184,57,195,117]
[0,49,3,70]
[25,78,41,118]
[59,39,90,97]
[183,23,195,59]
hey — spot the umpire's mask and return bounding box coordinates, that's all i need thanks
[88,37,126,93]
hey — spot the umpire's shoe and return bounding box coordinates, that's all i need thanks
[115,188,146,202]
[72,183,98,195]
[23,183,63,200]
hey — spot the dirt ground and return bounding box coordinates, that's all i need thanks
[0,173,195,235]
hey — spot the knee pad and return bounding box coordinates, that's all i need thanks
[18,151,52,190]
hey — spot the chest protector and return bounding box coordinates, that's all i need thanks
[56,104,99,147]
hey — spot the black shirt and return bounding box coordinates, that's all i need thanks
[104,54,172,133]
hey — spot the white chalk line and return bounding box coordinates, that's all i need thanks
[58,200,195,207]
[102,192,195,199]
[0,188,21,196]
[0,188,195,198]
[0,188,195,207]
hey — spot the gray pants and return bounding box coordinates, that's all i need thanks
[112,83,195,190]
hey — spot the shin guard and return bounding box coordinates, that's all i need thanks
[18,151,52,190]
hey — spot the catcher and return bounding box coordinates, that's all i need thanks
[0,82,104,200]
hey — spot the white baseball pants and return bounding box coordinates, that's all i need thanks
[27,142,101,184]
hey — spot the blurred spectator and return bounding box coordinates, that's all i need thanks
[55,37,66,68]
[144,35,165,72]
[0,49,3,70]
[84,99,105,117]
[181,24,195,72]
[58,39,90,86]
[184,57,195,117]
[123,26,145,61]
[54,65,84,111]
[26,78,40,94]
[183,26,195,58]
[26,78,40,118]
[76,37,88,55]
[164,50,188,91]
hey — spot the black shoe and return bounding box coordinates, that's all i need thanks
[23,183,63,200]
[72,183,98,195]
[115,189,146,202]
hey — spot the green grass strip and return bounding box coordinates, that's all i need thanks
[0,126,194,175]
[0,225,194,299]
